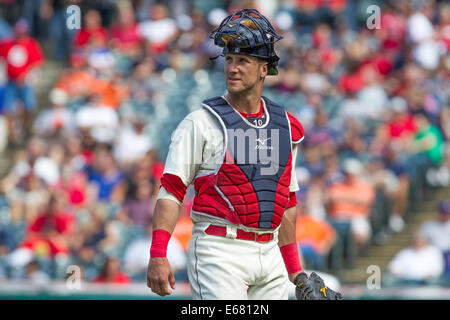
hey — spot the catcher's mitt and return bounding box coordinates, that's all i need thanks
[294,272,344,300]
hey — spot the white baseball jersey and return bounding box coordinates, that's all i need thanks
[156,96,303,300]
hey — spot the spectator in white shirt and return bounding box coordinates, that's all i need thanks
[114,117,153,168]
[420,200,450,277]
[387,230,445,284]
[137,4,179,56]
[421,200,450,252]
[32,88,76,136]
[407,1,443,70]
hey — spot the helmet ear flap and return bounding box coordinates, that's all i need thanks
[267,60,279,75]
[215,36,225,47]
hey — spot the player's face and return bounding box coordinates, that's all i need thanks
[224,53,267,95]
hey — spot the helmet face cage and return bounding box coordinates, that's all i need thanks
[209,8,283,75]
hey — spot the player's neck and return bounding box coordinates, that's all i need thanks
[225,91,262,115]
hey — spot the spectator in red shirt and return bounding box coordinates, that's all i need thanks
[93,256,131,284]
[0,18,44,139]
[0,20,44,84]
[21,193,74,257]
[385,97,417,141]
[109,6,143,60]
[73,9,109,50]
[311,23,342,72]
[375,4,407,55]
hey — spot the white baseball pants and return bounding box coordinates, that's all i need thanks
[187,222,289,300]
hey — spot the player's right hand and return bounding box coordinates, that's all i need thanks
[147,257,176,296]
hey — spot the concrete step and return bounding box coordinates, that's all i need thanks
[418,198,450,211]
[366,245,407,258]
[387,233,415,244]
[35,62,64,91]
[339,268,375,284]
[355,259,389,268]
[0,155,12,176]
[406,209,436,222]
[34,61,64,112]
[403,219,437,231]
[431,187,450,200]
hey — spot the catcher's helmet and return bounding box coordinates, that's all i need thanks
[209,8,283,75]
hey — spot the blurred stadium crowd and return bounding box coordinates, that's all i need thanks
[0,0,448,287]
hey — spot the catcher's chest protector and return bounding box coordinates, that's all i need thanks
[192,96,293,229]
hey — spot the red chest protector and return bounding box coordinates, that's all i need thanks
[192,96,300,229]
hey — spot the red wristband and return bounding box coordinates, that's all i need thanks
[150,229,171,258]
[280,242,302,274]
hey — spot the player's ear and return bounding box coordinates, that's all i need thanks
[259,60,268,79]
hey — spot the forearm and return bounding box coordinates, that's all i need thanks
[152,198,181,234]
[149,198,181,259]
[278,206,303,282]
[278,206,297,247]
[147,198,180,296]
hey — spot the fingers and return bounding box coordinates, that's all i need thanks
[169,271,176,290]
[146,261,174,296]
[147,276,173,296]
[153,280,172,296]
[148,280,171,296]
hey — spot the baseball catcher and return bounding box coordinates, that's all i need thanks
[147,8,344,300]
